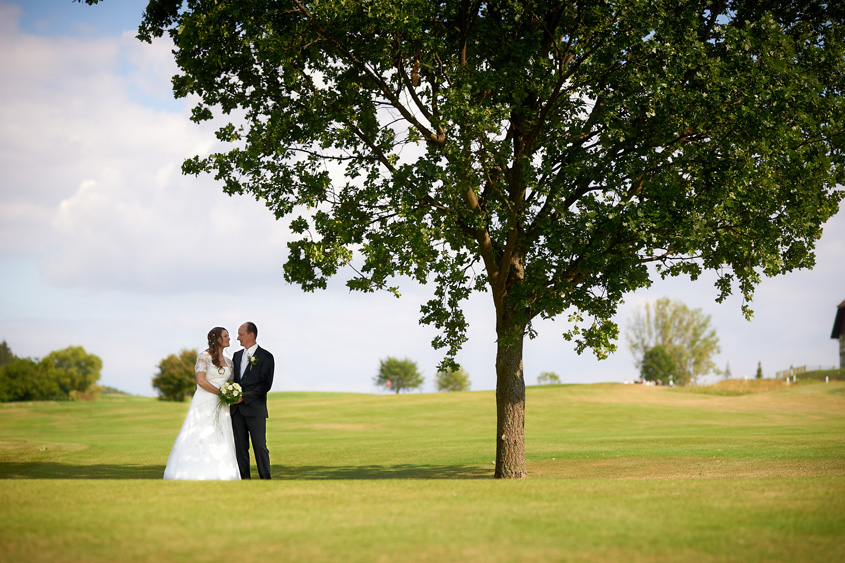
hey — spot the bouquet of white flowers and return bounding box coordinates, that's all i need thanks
[219,382,242,405]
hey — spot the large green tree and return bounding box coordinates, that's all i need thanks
[627,297,720,386]
[85,0,845,477]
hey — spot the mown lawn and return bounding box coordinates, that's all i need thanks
[1,382,843,561]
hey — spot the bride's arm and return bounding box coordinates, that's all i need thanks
[194,352,222,395]
[195,370,221,395]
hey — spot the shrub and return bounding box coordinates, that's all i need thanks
[794,368,845,382]
[0,358,61,402]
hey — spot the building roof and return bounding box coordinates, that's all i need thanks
[832,300,845,339]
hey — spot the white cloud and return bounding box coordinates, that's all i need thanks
[1,8,294,294]
[40,160,292,293]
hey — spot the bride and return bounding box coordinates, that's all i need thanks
[163,327,240,480]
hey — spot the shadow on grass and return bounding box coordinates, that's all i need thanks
[0,462,490,480]
[274,464,490,480]
[0,462,167,479]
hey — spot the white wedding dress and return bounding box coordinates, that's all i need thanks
[163,351,240,480]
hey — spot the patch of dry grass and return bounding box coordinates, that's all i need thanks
[684,378,791,395]
[0,440,89,464]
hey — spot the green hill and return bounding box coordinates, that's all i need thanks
[1,383,843,561]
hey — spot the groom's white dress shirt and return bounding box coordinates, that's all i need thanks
[241,343,259,379]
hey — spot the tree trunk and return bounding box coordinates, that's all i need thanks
[494,310,527,479]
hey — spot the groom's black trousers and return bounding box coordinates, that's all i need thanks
[231,410,271,480]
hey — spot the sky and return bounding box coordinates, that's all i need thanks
[1,0,843,397]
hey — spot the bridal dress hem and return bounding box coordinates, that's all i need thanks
[163,351,241,481]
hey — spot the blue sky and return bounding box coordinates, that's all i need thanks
[17,0,142,37]
[1,0,843,396]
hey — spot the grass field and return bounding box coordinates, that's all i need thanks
[1,382,844,561]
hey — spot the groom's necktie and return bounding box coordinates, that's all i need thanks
[239,351,248,380]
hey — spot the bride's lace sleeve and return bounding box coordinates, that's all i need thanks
[195,350,211,374]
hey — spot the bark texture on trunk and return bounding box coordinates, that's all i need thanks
[494,312,526,479]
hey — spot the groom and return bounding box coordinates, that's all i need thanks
[232,321,274,479]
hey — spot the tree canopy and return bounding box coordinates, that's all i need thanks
[89,0,845,477]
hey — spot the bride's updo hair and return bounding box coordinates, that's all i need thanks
[207,327,227,369]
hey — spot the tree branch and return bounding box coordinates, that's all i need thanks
[292,0,446,146]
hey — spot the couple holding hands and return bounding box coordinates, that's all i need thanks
[163,322,274,480]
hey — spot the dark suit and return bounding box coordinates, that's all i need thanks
[231,345,274,479]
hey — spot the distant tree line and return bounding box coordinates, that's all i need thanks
[0,341,103,402]
[153,350,476,400]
